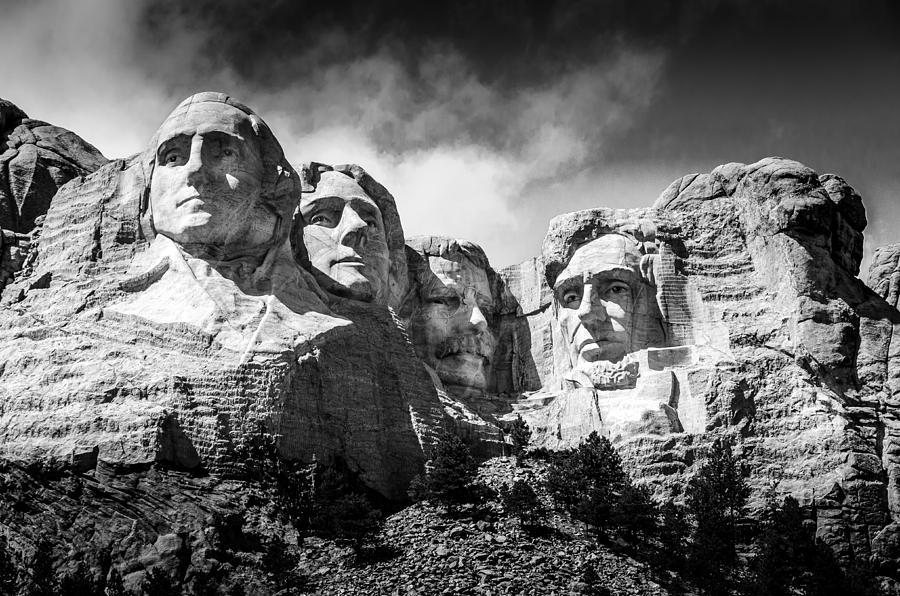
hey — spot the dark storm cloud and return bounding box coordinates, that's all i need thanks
[136,0,680,154]
[2,0,898,267]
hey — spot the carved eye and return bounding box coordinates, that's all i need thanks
[561,288,581,307]
[309,212,336,227]
[605,282,630,299]
[428,297,461,311]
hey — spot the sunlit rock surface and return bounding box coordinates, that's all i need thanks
[0,98,107,233]
[498,157,899,571]
[1,95,899,584]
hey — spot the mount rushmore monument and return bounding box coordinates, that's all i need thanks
[2,92,900,581]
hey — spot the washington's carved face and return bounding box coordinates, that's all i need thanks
[410,256,496,393]
[554,234,642,373]
[149,102,278,252]
[299,171,390,303]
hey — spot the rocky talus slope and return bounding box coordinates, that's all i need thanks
[0,455,684,595]
[312,458,675,596]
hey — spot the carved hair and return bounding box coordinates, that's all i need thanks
[405,236,490,271]
[542,208,657,289]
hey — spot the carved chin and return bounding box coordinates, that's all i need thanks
[577,341,628,364]
[435,354,488,390]
[325,266,379,302]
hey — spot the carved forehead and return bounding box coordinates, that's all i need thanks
[422,256,493,307]
[154,102,257,148]
[302,171,374,207]
[555,234,642,288]
[428,255,490,288]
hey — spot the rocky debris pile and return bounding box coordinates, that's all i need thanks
[310,457,674,596]
[0,455,682,595]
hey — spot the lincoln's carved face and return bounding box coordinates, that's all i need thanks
[299,171,390,303]
[410,255,496,394]
[553,234,642,374]
[149,102,278,253]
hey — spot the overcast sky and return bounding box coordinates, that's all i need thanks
[2,0,898,271]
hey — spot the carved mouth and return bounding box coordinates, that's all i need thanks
[577,337,619,351]
[176,194,202,207]
[334,255,365,266]
[436,335,495,364]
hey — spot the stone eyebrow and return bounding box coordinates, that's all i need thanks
[553,274,583,292]
[299,194,343,213]
[349,197,382,218]
[155,133,190,157]
[202,129,244,143]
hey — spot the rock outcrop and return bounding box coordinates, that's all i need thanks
[0,159,442,501]
[0,98,108,292]
[1,98,107,233]
[497,157,900,577]
[1,93,899,588]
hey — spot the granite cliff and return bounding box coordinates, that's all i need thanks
[1,94,899,591]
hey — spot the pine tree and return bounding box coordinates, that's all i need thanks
[500,480,546,528]
[237,429,314,532]
[104,568,126,596]
[748,496,883,596]
[611,482,657,538]
[748,496,809,596]
[507,415,532,458]
[685,438,749,593]
[309,462,383,552]
[420,430,477,506]
[57,562,96,596]
[546,432,628,534]
[654,500,689,571]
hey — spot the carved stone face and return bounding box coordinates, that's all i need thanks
[299,171,390,303]
[149,102,278,252]
[553,234,642,374]
[410,255,496,393]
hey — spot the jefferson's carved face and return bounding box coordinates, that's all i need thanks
[410,255,496,393]
[149,102,277,251]
[554,234,641,372]
[299,171,390,303]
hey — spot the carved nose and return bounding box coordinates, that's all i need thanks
[576,283,607,323]
[185,141,208,189]
[468,303,488,334]
[337,204,368,248]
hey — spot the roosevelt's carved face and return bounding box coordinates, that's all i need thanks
[554,234,642,374]
[410,255,496,394]
[149,102,278,253]
[299,171,390,303]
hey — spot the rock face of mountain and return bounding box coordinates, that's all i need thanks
[0,98,108,233]
[1,94,899,587]
[497,157,899,574]
[1,98,108,292]
[0,156,442,503]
